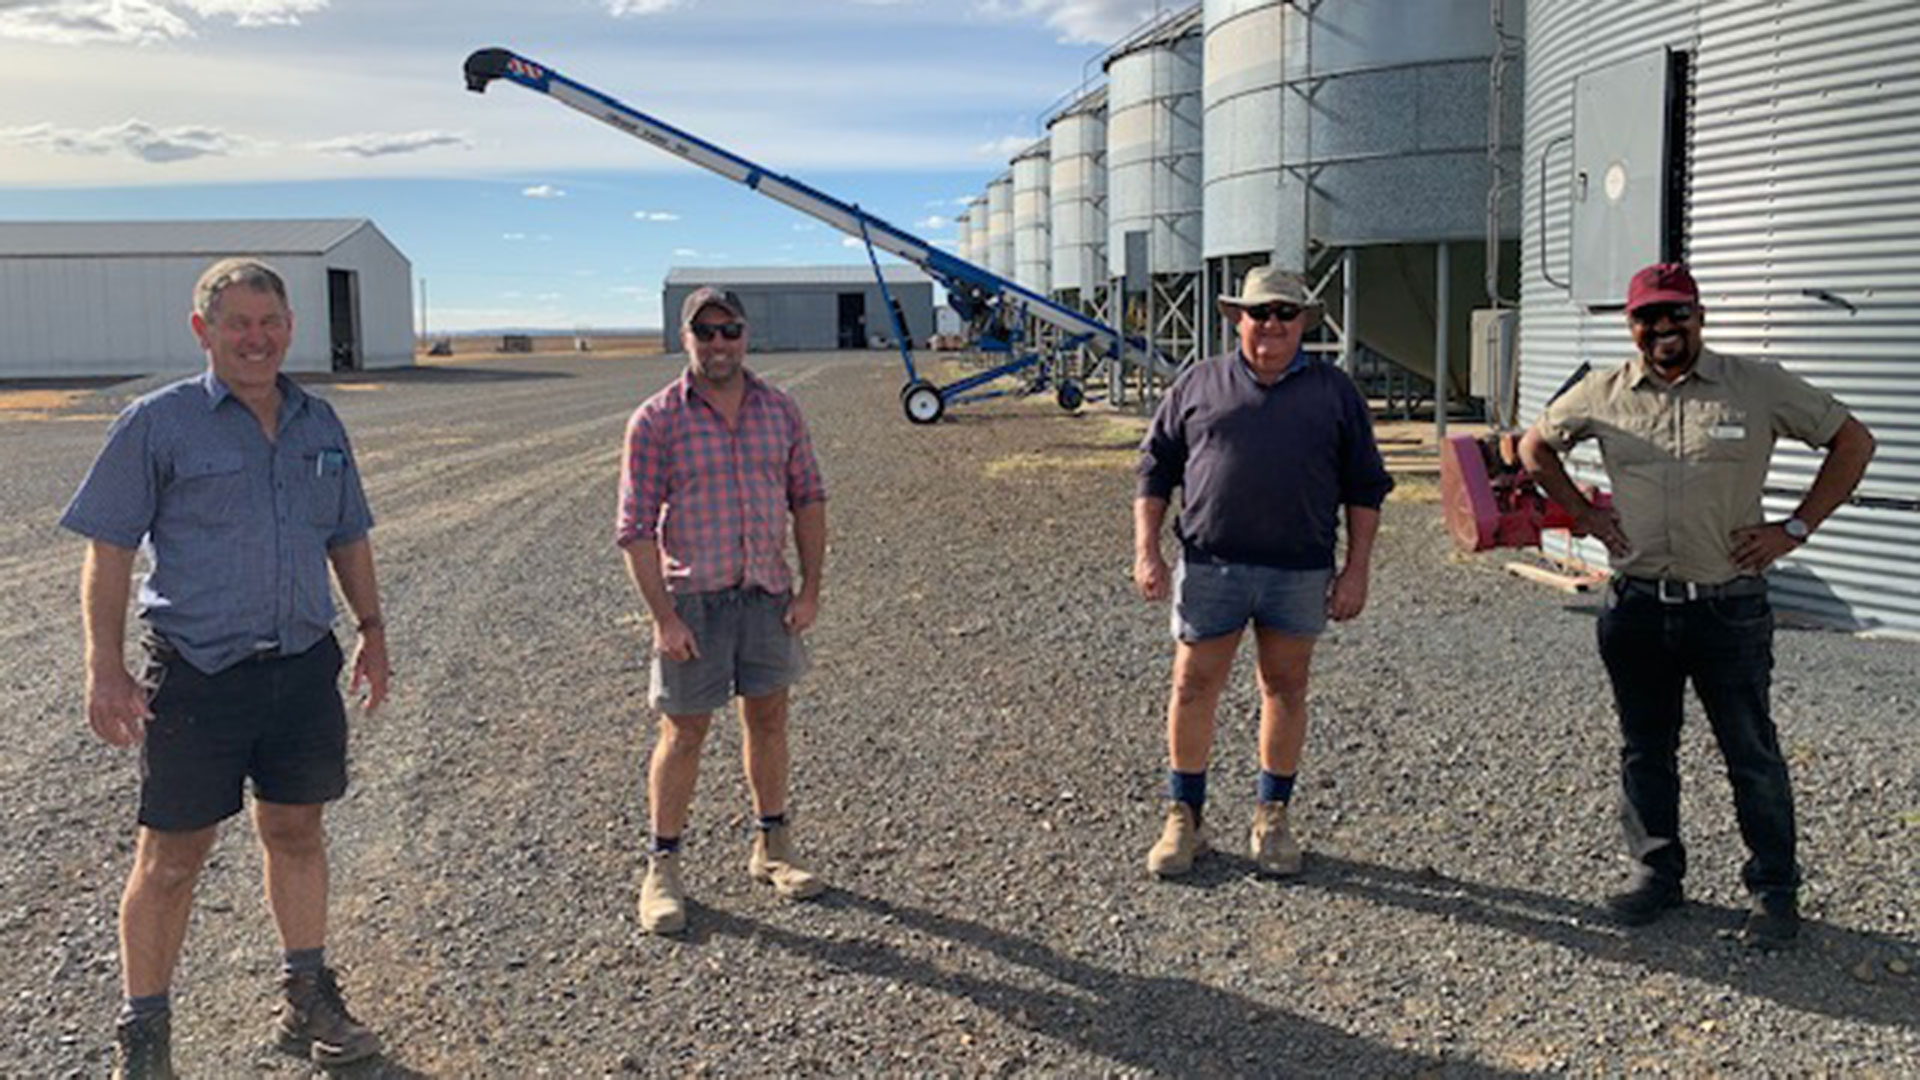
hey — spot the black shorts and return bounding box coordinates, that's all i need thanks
[138,634,350,832]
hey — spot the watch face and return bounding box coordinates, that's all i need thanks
[1784,518,1810,540]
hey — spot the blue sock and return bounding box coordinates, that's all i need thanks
[1259,771,1297,805]
[650,834,681,855]
[1169,770,1207,815]
[282,947,325,977]
[119,993,169,1025]
[756,813,787,832]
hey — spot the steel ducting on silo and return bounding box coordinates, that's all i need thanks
[1047,86,1108,303]
[1012,138,1052,294]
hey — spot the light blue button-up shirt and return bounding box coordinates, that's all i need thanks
[61,370,374,674]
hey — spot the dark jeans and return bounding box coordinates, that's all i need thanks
[1597,587,1798,900]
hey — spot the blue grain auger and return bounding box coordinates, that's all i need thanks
[464,47,1173,423]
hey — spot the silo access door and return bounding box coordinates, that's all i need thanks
[1569,48,1690,307]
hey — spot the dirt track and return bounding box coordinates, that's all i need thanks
[2,349,1915,1077]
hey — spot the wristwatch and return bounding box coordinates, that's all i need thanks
[1782,516,1811,542]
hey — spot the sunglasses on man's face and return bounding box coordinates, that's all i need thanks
[1630,304,1695,325]
[689,321,745,342]
[1242,303,1305,324]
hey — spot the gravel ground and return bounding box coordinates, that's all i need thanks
[1,348,1914,1077]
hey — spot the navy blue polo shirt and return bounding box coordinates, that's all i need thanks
[1137,349,1393,570]
[60,370,374,674]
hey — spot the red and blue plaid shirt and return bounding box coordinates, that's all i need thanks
[616,368,826,594]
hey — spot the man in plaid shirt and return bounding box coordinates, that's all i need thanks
[617,286,829,935]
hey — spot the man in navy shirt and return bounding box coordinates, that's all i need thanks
[1134,266,1393,879]
[62,258,389,1077]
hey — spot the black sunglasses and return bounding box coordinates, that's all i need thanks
[689,322,745,342]
[1242,303,1305,324]
[1630,303,1695,325]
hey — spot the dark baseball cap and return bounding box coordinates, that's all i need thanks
[680,286,746,329]
[1626,263,1700,312]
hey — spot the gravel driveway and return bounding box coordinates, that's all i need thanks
[2,348,1914,1077]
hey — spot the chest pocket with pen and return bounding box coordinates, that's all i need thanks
[303,447,348,525]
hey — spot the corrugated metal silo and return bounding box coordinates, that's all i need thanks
[1106,6,1205,369]
[963,195,988,268]
[954,208,973,267]
[1201,0,1523,392]
[1522,0,1920,632]
[1012,138,1052,294]
[986,173,1015,279]
[1047,86,1108,314]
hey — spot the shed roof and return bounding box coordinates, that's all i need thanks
[0,219,375,258]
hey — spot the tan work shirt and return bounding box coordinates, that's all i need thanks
[1533,346,1848,584]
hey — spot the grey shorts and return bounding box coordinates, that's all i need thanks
[650,588,810,714]
[1172,558,1332,642]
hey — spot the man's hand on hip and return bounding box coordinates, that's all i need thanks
[86,665,151,747]
[1730,522,1800,573]
[1328,563,1370,621]
[1134,551,1170,602]
[654,613,700,663]
[784,592,819,635]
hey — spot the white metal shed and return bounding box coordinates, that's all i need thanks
[0,218,413,378]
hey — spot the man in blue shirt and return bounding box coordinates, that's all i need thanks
[62,258,390,1078]
[1135,266,1393,879]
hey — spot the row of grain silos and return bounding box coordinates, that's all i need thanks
[948,0,1920,632]
[955,0,1522,389]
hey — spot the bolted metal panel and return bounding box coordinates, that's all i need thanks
[1106,9,1204,277]
[1522,0,1920,632]
[986,173,1015,279]
[1272,0,1522,258]
[954,210,972,265]
[963,196,989,268]
[1012,138,1053,293]
[1048,87,1108,295]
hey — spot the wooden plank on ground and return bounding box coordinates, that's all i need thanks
[1504,561,1608,593]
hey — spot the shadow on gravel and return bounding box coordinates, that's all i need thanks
[302,1054,436,1079]
[700,890,1521,1077]
[1305,854,1920,1032]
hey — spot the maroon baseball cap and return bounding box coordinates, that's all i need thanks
[1625,263,1699,311]
[680,286,745,329]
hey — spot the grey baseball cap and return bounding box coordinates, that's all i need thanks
[680,286,746,329]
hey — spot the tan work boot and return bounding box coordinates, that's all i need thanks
[639,851,688,934]
[273,966,381,1067]
[1249,801,1303,876]
[749,823,825,899]
[1146,802,1211,878]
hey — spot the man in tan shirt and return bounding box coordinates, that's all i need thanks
[1519,262,1875,949]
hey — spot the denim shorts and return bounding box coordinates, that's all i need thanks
[1171,558,1332,642]
[650,588,810,714]
[138,634,349,831]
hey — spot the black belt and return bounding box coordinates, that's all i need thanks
[1614,575,1768,604]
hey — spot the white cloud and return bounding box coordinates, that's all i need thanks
[974,134,1032,160]
[0,119,245,162]
[672,247,699,256]
[634,210,680,222]
[915,214,951,230]
[606,0,678,14]
[521,183,567,199]
[501,232,526,240]
[177,0,326,27]
[0,0,327,44]
[841,236,865,248]
[973,0,1161,44]
[305,130,469,157]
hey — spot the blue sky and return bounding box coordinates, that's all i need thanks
[0,0,1166,330]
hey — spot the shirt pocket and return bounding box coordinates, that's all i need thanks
[169,451,247,529]
[300,447,348,526]
[1687,403,1752,464]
